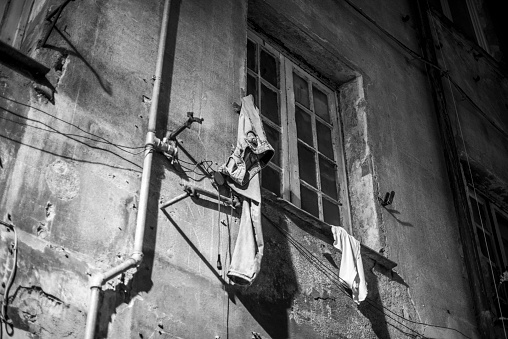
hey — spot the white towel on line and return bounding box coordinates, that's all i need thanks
[331,225,368,303]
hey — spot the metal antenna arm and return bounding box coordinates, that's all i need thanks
[167,112,204,140]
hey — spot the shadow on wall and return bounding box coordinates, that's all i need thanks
[156,187,416,338]
[95,0,182,337]
[262,206,419,338]
[160,202,298,339]
[358,263,392,339]
[233,212,298,339]
[158,192,419,338]
[45,26,113,96]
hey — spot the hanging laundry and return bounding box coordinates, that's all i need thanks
[227,173,263,285]
[219,94,273,285]
[219,95,274,187]
[331,226,368,303]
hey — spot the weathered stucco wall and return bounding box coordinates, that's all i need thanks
[429,11,508,208]
[0,0,490,338]
[1,0,163,337]
[248,0,479,337]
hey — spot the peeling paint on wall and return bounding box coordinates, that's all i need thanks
[340,77,384,252]
[45,160,80,201]
[8,286,86,338]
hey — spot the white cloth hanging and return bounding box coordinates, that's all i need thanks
[331,226,368,303]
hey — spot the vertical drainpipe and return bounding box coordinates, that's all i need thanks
[83,0,171,337]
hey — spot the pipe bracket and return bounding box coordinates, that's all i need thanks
[131,251,143,265]
[89,274,105,289]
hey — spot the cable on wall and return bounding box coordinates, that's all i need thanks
[261,212,472,339]
[0,220,18,339]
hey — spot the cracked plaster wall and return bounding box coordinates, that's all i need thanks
[0,0,491,338]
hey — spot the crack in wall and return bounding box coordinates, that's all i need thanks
[8,285,85,338]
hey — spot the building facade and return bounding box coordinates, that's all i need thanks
[1,0,507,338]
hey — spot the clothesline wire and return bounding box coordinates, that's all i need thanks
[262,212,472,339]
[0,95,146,153]
[265,216,428,338]
[0,115,146,156]
[425,3,508,339]
[170,159,215,179]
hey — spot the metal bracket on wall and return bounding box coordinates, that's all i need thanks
[157,112,204,164]
[232,102,241,114]
[378,191,395,207]
[165,112,204,141]
[159,184,241,210]
[37,0,76,48]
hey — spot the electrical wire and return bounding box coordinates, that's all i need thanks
[0,221,18,339]
[266,217,426,338]
[0,95,146,154]
[0,115,145,156]
[217,187,222,271]
[262,212,473,339]
[171,159,216,179]
[0,106,145,170]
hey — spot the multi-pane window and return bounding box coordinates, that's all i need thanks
[246,31,348,226]
[468,189,508,319]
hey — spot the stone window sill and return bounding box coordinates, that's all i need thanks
[261,189,397,270]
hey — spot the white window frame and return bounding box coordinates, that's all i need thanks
[468,192,500,266]
[0,0,36,49]
[247,30,350,227]
[491,204,508,269]
[467,188,508,318]
[439,0,490,53]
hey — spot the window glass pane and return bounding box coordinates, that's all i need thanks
[247,73,257,105]
[247,39,257,72]
[262,166,281,196]
[0,0,26,46]
[470,197,490,230]
[477,226,497,260]
[499,285,508,319]
[495,212,508,265]
[496,212,508,241]
[300,184,319,218]
[297,142,316,187]
[316,120,334,159]
[261,84,280,126]
[264,123,280,166]
[295,106,313,146]
[260,49,278,88]
[313,86,330,123]
[323,198,340,225]
[293,72,310,108]
[476,227,489,258]
[319,155,337,200]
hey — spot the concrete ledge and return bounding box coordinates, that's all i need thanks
[261,189,397,270]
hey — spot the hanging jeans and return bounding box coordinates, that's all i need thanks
[219,95,273,187]
[227,173,263,285]
[220,95,273,286]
